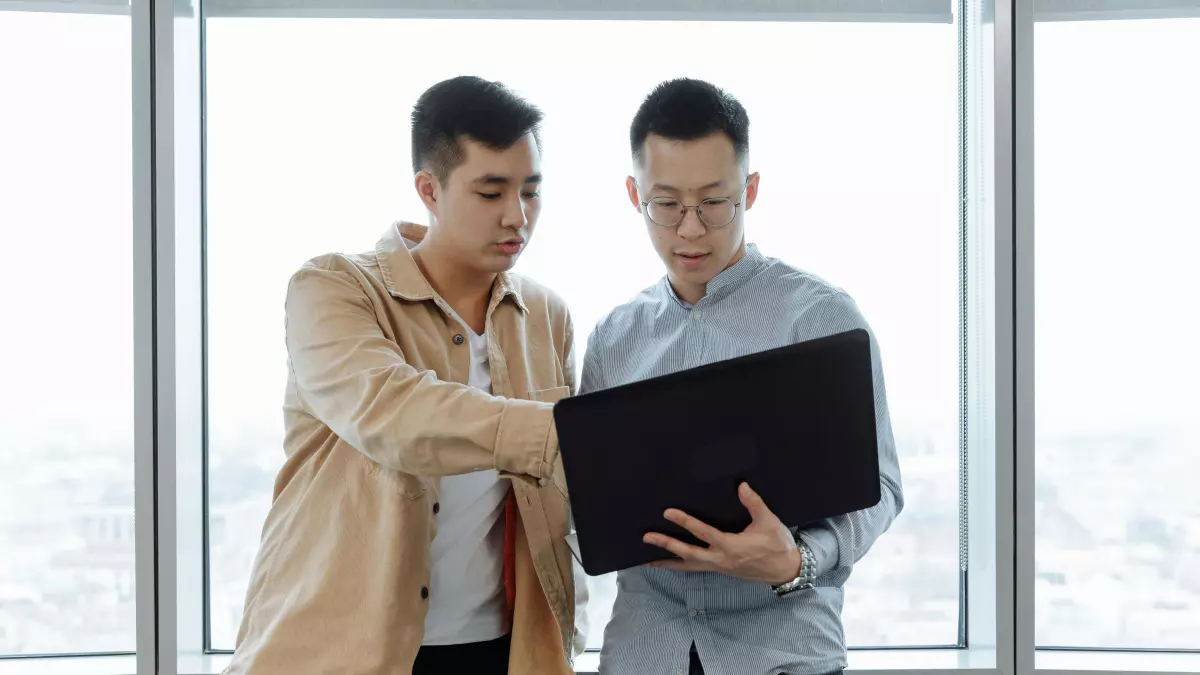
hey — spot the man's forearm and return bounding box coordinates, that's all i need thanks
[800,303,906,576]
[287,264,559,480]
[798,473,903,577]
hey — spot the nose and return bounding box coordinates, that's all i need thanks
[675,208,706,240]
[500,192,530,230]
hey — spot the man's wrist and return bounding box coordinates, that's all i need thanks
[771,541,816,595]
[770,546,804,586]
[493,399,556,484]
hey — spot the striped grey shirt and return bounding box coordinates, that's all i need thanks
[580,244,904,675]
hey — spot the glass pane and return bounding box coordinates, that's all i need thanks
[1035,18,1200,649]
[0,11,135,656]
[205,18,959,650]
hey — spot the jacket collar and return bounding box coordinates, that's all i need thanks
[375,221,527,313]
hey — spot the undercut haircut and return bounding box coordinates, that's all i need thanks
[410,76,543,180]
[630,78,750,166]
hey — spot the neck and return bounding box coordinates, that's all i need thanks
[669,278,707,306]
[411,239,495,334]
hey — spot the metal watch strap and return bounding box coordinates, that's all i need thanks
[772,540,816,596]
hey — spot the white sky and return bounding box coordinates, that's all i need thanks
[2,14,1197,449]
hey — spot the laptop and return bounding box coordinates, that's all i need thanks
[553,328,882,577]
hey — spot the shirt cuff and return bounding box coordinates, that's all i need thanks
[797,526,839,578]
[494,398,557,484]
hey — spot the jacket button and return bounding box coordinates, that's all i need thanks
[432,502,440,515]
[420,586,429,600]
[453,334,465,345]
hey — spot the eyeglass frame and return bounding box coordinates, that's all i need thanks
[635,180,751,228]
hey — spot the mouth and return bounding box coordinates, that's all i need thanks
[674,252,710,269]
[497,238,525,255]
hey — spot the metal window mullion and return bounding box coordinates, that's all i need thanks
[131,0,158,671]
[1013,0,1036,671]
[990,1,1021,675]
[172,0,208,666]
[154,0,180,668]
[132,0,182,674]
[956,0,972,651]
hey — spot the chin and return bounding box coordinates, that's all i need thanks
[487,254,520,273]
[674,264,715,284]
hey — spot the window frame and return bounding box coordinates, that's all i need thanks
[8,0,1199,672]
[3,0,1002,672]
[197,0,955,21]
[1033,0,1200,21]
[1021,0,1200,665]
[171,1,1011,672]
[195,2,978,658]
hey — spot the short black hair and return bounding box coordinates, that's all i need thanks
[411,76,543,180]
[630,78,750,166]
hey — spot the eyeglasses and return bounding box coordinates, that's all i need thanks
[638,183,748,228]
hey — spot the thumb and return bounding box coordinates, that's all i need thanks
[739,482,773,522]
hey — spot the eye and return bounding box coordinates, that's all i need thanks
[522,191,540,199]
[655,199,680,208]
[478,193,502,201]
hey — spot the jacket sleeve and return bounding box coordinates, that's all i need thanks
[284,262,558,481]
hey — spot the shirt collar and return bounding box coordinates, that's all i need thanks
[662,243,765,308]
[375,221,528,313]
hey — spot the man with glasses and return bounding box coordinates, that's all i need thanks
[580,78,904,675]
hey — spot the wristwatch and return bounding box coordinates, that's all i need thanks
[772,540,816,597]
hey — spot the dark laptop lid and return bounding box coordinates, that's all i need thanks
[554,328,881,576]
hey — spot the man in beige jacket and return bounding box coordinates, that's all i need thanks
[224,76,586,675]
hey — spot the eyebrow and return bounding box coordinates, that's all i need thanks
[473,173,543,185]
[650,180,724,193]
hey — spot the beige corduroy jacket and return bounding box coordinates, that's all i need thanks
[224,222,586,675]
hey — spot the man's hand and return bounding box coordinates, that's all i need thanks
[642,482,802,585]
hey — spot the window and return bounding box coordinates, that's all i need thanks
[1034,16,1200,650]
[12,0,1200,673]
[0,9,135,657]
[203,16,963,651]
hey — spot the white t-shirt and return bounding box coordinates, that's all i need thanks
[422,309,511,645]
